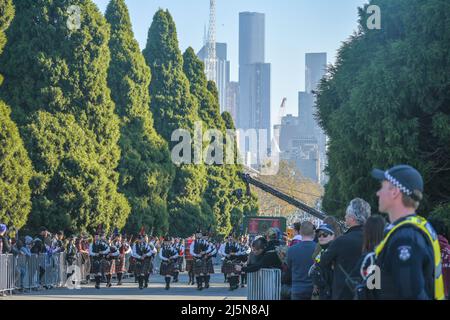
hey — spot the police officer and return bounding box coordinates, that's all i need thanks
[370,164,445,300]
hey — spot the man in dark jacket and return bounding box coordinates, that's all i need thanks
[319,198,371,299]
[0,224,11,254]
[287,221,317,300]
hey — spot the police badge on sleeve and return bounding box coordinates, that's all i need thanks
[397,246,412,261]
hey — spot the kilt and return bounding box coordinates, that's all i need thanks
[92,257,111,274]
[159,260,175,276]
[115,255,126,273]
[222,260,240,275]
[128,256,136,273]
[135,257,152,275]
[176,257,184,272]
[193,258,215,275]
[108,258,117,274]
[185,259,194,272]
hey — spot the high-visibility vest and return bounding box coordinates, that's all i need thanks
[374,215,445,300]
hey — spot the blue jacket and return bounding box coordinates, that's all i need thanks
[287,240,316,294]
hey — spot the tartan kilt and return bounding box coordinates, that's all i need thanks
[108,258,117,274]
[135,257,152,275]
[159,261,175,276]
[128,256,136,273]
[222,260,240,275]
[177,257,184,272]
[115,255,126,273]
[185,259,194,272]
[193,258,215,275]
[92,257,111,274]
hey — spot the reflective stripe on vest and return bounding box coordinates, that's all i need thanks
[374,215,445,300]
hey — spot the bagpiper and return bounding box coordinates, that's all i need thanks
[239,235,251,288]
[171,237,184,283]
[219,233,243,291]
[190,231,216,290]
[89,228,111,289]
[185,235,196,285]
[109,230,131,286]
[159,236,180,290]
[131,233,157,289]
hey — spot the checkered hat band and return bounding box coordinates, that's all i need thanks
[384,171,412,196]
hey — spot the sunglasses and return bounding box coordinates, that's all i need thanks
[318,232,331,238]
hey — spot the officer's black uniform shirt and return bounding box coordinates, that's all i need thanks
[375,214,434,300]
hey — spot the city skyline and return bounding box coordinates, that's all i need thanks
[93,0,368,126]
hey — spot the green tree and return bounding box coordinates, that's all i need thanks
[0,0,130,234]
[0,0,33,229]
[105,0,174,235]
[316,0,450,218]
[183,47,232,237]
[143,10,212,237]
[221,111,259,230]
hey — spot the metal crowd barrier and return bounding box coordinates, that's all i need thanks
[247,268,281,300]
[0,254,16,295]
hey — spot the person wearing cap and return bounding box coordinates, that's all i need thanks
[201,232,217,289]
[219,233,243,291]
[89,231,110,289]
[171,237,184,283]
[369,164,445,300]
[239,235,251,288]
[159,236,179,290]
[319,198,371,300]
[185,234,196,285]
[65,236,78,283]
[0,224,11,254]
[309,224,336,300]
[131,234,156,289]
[190,230,216,290]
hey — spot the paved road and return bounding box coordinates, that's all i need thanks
[2,268,247,300]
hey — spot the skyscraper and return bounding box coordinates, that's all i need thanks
[239,12,265,65]
[299,53,327,183]
[238,12,271,166]
[278,53,328,184]
[305,53,327,94]
[198,43,230,113]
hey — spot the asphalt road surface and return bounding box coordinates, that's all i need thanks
[2,268,247,300]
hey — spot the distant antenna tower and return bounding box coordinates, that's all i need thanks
[205,0,217,84]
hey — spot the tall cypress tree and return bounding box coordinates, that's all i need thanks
[0,0,33,229]
[183,47,233,237]
[183,47,258,236]
[105,0,174,235]
[0,0,130,233]
[143,10,212,237]
[221,111,259,229]
[316,0,450,219]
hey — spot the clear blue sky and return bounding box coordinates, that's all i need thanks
[93,0,368,125]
